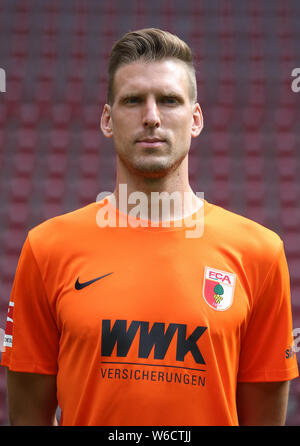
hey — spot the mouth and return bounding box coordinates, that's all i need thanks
[136,138,166,148]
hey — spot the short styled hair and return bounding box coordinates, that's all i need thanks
[107,28,197,105]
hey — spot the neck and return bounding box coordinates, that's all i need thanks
[110,156,203,222]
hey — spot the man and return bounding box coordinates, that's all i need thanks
[1,28,298,426]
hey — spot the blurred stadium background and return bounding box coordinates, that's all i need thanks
[0,0,299,425]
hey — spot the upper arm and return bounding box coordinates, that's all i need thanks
[6,368,58,426]
[236,381,290,426]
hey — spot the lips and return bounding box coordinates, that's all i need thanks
[136,137,166,148]
[137,140,165,148]
[137,138,165,143]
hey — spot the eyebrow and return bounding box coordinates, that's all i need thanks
[118,91,185,102]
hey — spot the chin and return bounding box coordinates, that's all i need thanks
[118,150,187,178]
[132,158,176,176]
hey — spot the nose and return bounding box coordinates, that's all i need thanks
[142,97,161,128]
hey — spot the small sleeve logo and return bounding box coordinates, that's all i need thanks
[3,301,14,348]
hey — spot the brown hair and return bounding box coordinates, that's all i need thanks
[107,28,197,105]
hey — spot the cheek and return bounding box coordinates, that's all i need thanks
[112,112,136,136]
[171,120,192,142]
[164,110,192,130]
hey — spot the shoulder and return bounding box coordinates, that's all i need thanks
[27,201,100,255]
[206,201,283,260]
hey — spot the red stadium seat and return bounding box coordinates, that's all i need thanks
[49,129,70,152]
[9,177,33,203]
[19,103,40,128]
[0,254,19,284]
[50,104,72,129]
[78,153,99,178]
[210,106,233,132]
[17,129,38,152]
[242,106,265,132]
[244,156,264,181]
[278,181,299,208]
[6,202,30,229]
[38,202,65,222]
[284,233,300,259]
[276,157,297,182]
[46,153,68,178]
[1,228,25,256]
[210,131,231,156]
[13,151,36,177]
[43,177,65,202]
[273,106,297,132]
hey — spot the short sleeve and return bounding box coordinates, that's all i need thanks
[238,240,299,382]
[1,235,59,374]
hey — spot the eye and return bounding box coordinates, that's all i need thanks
[161,96,178,104]
[124,96,141,104]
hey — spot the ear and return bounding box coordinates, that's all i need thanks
[191,103,203,138]
[100,104,113,138]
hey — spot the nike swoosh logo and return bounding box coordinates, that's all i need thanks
[75,272,113,290]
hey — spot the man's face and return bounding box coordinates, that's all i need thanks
[101,59,203,178]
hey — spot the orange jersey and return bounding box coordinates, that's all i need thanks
[1,198,298,425]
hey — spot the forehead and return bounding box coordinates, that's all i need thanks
[113,59,191,98]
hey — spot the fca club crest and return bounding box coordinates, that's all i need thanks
[203,267,236,311]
